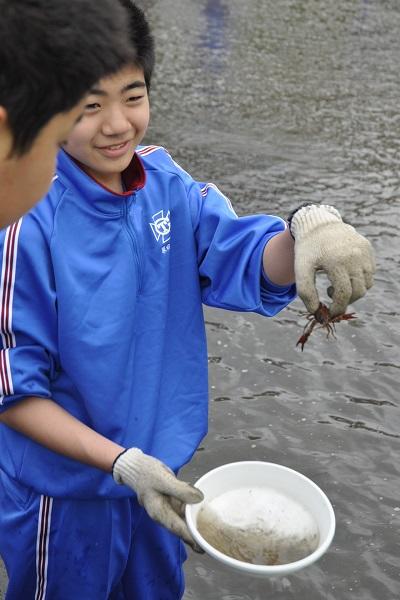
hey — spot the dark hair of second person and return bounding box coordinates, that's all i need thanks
[0,0,135,156]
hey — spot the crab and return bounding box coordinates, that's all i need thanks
[296,302,356,351]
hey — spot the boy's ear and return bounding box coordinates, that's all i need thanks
[0,106,14,160]
[0,106,8,127]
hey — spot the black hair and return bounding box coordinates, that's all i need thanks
[118,1,155,90]
[0,0,136,156]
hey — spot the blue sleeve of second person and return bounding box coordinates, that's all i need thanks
[0,202,58,412]
[189,181,296,316]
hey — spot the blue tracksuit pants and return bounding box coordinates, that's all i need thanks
[0,470,186,599]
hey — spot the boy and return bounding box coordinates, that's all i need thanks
[0,3,375,599]
[0,0,135,228]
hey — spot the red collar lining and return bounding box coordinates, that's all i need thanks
[71,152,146,196]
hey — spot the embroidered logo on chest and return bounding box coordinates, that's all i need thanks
[149,210,171,252]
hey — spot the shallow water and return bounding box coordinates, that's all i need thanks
[142,0,400,598]
[1,0,399,598]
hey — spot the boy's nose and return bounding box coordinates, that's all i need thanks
[101,107,131,136]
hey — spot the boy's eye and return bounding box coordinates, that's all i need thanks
[85,102,101,111]
[127,95,144,103]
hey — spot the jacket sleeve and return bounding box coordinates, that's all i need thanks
[0,200,58,411]
[188,181,296,316]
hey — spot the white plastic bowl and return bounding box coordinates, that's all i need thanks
[185,461,335,577]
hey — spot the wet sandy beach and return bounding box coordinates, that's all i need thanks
[1,0,399,598]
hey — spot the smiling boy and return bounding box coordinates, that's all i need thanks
[0,2,375,599]
[0,0,134,228]
[63,65,150,194]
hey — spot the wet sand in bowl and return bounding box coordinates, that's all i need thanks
[197,487,319,566]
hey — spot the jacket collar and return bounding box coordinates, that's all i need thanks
[56,149,146,213]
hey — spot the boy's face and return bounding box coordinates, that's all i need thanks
[0,103,85,229]
[63,65,150,191]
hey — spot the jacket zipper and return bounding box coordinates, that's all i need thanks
[123,196,142,293]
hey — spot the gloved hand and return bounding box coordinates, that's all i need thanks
[289,204,375,317]
[113,447,204,552]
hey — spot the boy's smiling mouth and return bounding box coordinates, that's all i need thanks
[96,140,132,158]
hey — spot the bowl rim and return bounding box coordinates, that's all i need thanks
[185,460,336,576]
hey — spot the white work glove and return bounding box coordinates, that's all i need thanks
[113,448,204,552]
[289,203,375,317]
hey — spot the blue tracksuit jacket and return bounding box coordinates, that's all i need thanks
[0,145,296,499]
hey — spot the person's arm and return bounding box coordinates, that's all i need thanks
[188,179,295,316]
[262,227,295,286]
[0,396,204,551]
[0,396,123,472]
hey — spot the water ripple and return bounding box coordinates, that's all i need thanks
[328,415,400,438]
